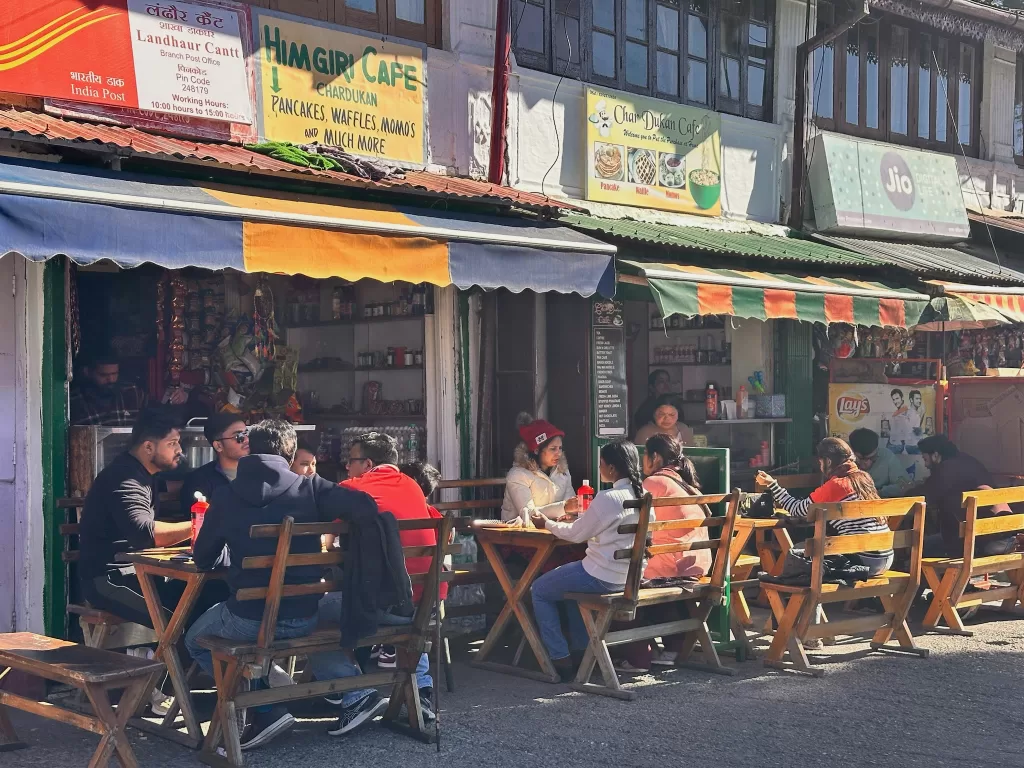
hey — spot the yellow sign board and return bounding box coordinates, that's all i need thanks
[253,11,426,166]
[585,87,721,216]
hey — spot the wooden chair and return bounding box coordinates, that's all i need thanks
[0,632,165,767]
[59,498,158,650]
[196,513,456,767]
[921,486,1024,635]
[431,478,506,691]
[760,497,928,677]
[565,489,743,700]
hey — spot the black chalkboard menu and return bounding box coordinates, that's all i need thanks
[593,301,627,437]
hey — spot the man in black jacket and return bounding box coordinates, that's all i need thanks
[179,413,249,518]
[184,420,389,749]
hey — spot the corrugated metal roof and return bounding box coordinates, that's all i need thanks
[562,213,887,267]
[0,106,578,213]
[814,235,1024,284]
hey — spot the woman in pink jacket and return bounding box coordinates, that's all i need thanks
[615,434,711,672]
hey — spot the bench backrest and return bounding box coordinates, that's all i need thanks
[434,477,507,530]
[804,497,926,596]
[617,489,742,606]
[237,514,456,650]
[960,486,1024,564]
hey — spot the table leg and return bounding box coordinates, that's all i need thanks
[84,678,150,768]
[135,568,206,746]
[474,540,559,682]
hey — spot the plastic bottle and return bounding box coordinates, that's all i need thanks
[736,385,748,419]
[760,441,770,466]
[705,383,719,421]
[190,492,209,548]
[577,479,596,511]
[408,427,419,460]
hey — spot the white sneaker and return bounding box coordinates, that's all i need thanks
[268,664,295,688]
[150,690,174,718]
[650,650,677,666]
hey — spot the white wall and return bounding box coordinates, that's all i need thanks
[0,255,45,634]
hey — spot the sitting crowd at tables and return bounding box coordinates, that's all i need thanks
[78,407,445,750]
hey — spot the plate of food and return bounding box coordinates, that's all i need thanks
[628,148,658,186]
[593,143,624,181]
[659,153,686,188]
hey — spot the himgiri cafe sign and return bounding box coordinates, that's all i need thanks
[253,11,427,165]
[0,0,253,124]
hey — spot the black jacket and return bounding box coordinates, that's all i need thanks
[193,454,412,645]
[180,459,231,519]
[193,454,378,621]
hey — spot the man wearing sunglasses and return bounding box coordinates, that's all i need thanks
[180,413,250,518]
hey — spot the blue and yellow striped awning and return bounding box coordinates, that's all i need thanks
[0,160,616,297]
[622,260,930,328]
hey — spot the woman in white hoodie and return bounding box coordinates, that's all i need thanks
[529,439,645,682]
[500,414,578,524]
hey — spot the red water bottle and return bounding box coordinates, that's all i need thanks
[190,492,209,549]
[577,479,595,511]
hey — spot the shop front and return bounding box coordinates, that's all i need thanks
[0,157,615,636]
[614,259,931,490]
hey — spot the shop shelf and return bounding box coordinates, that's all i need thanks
[305,412,426,422]
[649,362,732,367]
[298,362,354,373]
[284,315,428,329]
[353,365,424,372]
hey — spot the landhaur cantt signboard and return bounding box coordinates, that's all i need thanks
[0,0,252,123]
[252,10,426,166]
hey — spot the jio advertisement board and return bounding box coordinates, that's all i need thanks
[829,382,939,483]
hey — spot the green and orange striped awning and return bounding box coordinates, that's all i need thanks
[936,283,1024,324]
[621,261,930,328]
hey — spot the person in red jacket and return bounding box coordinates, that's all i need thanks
[338,432,442,722]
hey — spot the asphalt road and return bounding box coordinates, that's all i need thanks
[5,606,1024,768]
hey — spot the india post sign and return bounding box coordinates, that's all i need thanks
[585,87,721,216]
[0,0,252,123]
[253,11,426,166]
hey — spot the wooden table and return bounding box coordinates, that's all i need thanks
[471,525,578,683]
[120,548,225,749]
[0,632,165,768]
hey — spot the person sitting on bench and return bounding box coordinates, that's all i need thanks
[529,439,645,682]
[78,407,194,628]
[915,434,1016,558]
[757,437,893,578]
[185,420,386,749]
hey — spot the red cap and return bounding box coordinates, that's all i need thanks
[518,420,565,451]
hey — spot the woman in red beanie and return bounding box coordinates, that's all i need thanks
[500,413,579,525]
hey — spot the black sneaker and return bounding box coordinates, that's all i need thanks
[377,646,397,669]
[369,645,382,660]
[239,706,295,751]
[399,688,436,724]
[327,691,388,737]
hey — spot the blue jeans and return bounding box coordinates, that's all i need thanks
[315,592,432,698]
[530,561,621,662]
[185,601,378,710]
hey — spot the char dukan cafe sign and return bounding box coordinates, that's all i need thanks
[807,132,970,241]
[0,0,252,124]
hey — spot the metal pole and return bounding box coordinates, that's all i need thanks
[488,0,512,185]
[787,2,869,229]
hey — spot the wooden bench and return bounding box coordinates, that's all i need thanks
[59,498,157,651]
[196,513,456,766]
[760,496,928,677]
[0,632,165,767]
[565,489,743,700]
[921,486,1024,635]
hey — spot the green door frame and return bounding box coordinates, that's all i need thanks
[41,258,68,638]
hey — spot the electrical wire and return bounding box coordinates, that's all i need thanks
[540,1,576,197]
[933,50,1002,273]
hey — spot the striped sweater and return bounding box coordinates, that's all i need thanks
[768,476,893,559]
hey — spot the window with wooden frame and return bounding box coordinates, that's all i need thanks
[262,0,443,46]
[812,6,980,157]
[512,0,775,121]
